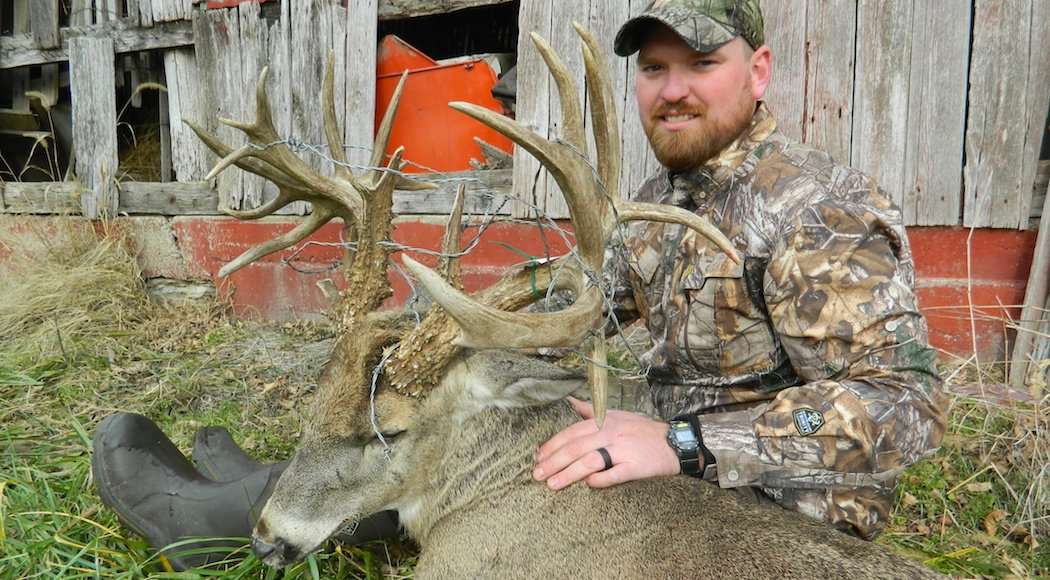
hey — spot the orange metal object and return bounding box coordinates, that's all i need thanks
[374,37,513,173]
[377,35,438,76]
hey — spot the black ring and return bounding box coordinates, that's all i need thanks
[596,447,613,471]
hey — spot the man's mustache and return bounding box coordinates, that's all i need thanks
[650,102,706,119]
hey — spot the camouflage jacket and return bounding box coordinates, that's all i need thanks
[607,103,946,538]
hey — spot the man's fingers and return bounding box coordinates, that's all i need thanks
[534,432,605,481]
[585,464,631,489]
[545,449,610,491]
[567,396,594,419]
[534,418,598,463]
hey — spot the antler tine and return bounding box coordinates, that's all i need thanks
[185,119,311,197]
[218,206,338,278]
[574,21,621,194]
[401,254,601,347]
[367,72,438,192]
[210,67,366,219]
[323,52,351,181]
[371,71,408,170]
[438,183,467,288]
[449,102,568,183]
[618,202,741,263]
[224,188,299,220]
[529,32,586,151]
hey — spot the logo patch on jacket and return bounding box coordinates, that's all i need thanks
[793,408,825,437]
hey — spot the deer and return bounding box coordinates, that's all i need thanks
[187,23,943,579]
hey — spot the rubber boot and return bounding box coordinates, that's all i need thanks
[92,413,284,571]
[192,426,400,545]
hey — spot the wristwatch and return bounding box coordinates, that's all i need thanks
[667,414,715,477]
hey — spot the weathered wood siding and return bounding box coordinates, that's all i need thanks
[2,0,1048,228]
[515,0,1049,228]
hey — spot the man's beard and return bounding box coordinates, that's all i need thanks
[643,89,756,172]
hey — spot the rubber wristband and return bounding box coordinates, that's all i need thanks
[687,414,716,469]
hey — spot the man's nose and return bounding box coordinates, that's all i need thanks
[659,70,691,103]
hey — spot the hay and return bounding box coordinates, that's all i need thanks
[0,221,151,368]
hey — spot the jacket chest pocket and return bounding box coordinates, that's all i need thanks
[677,252,778,376]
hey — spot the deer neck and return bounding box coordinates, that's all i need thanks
[397,395,577,543]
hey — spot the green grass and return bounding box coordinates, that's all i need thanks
[0,223,1046,577]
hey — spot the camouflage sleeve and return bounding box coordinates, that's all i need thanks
[696,192,946,503]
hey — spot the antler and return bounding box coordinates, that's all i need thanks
[400,23,740,425]
[186,52,436,329]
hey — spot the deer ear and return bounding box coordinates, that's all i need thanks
[462,352,585,409]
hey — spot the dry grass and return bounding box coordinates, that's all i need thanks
[881,357,1049,577]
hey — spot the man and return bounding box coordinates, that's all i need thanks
[531,0,945,539]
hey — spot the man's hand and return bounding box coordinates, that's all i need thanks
[533,397,680,490]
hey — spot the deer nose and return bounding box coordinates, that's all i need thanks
[251,535,300,565]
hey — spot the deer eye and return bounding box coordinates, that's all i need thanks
[378,430,405,442]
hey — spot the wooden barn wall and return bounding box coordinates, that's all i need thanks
[2,0,1048,229]
[514,0,1050,229]
[174,0,376,215]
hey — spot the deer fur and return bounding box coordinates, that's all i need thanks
[253,351,941,579]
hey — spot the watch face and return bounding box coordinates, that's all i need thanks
[670,421,700,452]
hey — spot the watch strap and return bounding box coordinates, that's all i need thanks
[676,414,715,477]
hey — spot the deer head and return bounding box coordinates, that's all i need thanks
[190,25,738,568]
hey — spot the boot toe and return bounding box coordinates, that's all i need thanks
[92,413,240,571]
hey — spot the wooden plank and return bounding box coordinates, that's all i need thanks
[29,0,61,50]
[138,0,155,28]
[901,0,969,226]
[851,0,912,205]
[0,20,194,69]
[587,0,631,201]
[70,36,118,219]
[0,172,513,216]
[159,87,172,181]
[0,182,82,214]
[216,7,245,209]
[619,0,660,199]
[1019,0,1050,229]
[237,0,267,209]
[96,0,113,23]
[802,0,855,164]
[163,48,210,181]
[287,0,329,214]
[539,0,591,219]
[511,0,552,219]
[125,0,142,26]
[1009,172,1050,388]
[70,0,93,26]
[265,2,297,213]
[759,0,806,142]
[377,0,511,20]
[118,181,218,214]
[964,0,1050,228]
[152,0,173,23]
[344,0,377,171]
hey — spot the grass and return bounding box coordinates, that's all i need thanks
[0,222,1047,578]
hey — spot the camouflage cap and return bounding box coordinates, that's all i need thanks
[614,0,765,57]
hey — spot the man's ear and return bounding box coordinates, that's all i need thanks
[462,351,586,409]
[750,45,773,101]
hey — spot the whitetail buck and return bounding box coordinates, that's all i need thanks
[188,24,942,579]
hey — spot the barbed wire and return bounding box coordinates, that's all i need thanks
[228,135,656,438]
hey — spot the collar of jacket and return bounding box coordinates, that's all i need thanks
[664,102,778,208]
